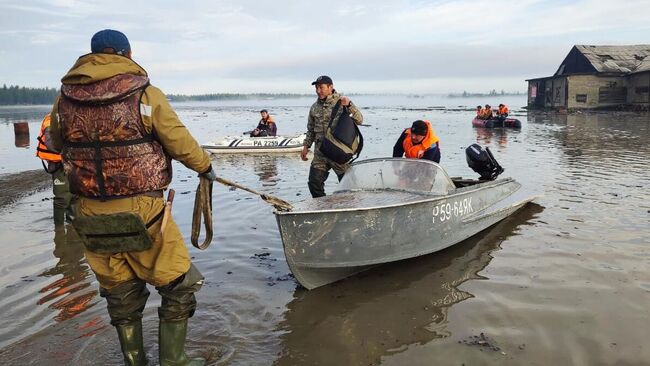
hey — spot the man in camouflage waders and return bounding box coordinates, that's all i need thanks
[50,29,217,366]
[300,75,363,197]
[36,113,75,226]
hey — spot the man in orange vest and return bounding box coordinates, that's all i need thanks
[392,120,441,163]
[36,113,75,226]
[497,104,509,122]
[250,109,277,137]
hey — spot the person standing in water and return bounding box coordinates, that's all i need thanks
[49,29,216,366]
[35,113,75,226]
[301,75,363,198]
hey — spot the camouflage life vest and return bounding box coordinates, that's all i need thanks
[57,74,171,199]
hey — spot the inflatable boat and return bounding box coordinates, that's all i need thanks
[472,117,522,129]
[202,134,306,154]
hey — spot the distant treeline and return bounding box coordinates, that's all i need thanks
[167,93,310,102]
[448,90,525,98]
[0,85,59,105]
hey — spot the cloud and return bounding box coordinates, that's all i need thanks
[1,0,649,93]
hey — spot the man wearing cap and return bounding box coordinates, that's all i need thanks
[301,75,363,197]
[49,29,214,366]
[392,120,441,162]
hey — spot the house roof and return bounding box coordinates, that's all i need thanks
[575,45,650,74]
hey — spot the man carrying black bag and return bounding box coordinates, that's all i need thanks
[301,75,364,198]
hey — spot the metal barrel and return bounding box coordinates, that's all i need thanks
[13,121,30,148]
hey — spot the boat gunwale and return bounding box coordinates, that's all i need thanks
[275,177,516,216]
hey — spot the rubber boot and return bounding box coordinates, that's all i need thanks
[115,321,149,366]
[159,320,205,366]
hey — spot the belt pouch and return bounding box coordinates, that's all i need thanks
[72,212,153,254]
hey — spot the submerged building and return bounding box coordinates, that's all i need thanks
[527,45,650,110]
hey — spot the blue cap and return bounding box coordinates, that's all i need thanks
[311,75,333,85]
[91,29,131,55]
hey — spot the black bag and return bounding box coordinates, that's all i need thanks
[319,101,364,164]
[465,143,504,180]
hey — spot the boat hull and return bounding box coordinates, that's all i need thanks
[276,178,534,289]
[202,134,305,154]
[472,117,522,128]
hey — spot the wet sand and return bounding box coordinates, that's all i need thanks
[0,97,649,365]
[0,169,49,208]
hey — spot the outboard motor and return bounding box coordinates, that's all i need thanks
[465,143,504,180]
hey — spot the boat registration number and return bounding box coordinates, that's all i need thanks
[432,198,473,223]
[253,140,280,146]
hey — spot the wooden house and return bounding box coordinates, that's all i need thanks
[527,45,650,109]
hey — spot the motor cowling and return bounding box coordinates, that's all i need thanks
[465,143,504,180]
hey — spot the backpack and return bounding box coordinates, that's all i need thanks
[318,100,364,164]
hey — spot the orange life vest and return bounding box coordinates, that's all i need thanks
[402,120,440,159]
[480,108,493,119]
[57,74,171,199]
[36,113,62,162]
[498,105,509,114]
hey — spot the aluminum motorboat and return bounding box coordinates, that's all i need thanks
[274,157,537,289]
[202,134,306,154]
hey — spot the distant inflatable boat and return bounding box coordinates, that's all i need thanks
[472,117,522,129]
[202,134,306,154]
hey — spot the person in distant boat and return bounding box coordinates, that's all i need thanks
[476,105,483,118]
[250,109,277,137]
[393,120,441,163]
[496,104,509,122]
[301,75,363,198]
[479,104,493,120]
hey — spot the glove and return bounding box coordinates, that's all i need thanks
[199,165,217,181]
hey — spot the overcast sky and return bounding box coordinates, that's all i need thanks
[1,0,649,94]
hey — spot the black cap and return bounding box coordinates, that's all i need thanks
[260,109,268,113]
[410,120,428,136]
[311,75,333,85]
[91,29,131,55]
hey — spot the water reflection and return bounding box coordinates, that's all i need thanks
[474,127,511,148]
[215,154,291,186]
[37,225,98,322]
[253,155,279,185]
[274,203,543,366]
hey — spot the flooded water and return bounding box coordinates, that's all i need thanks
[0,95,649,365]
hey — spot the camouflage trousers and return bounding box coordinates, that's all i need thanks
[51,167,74,226]
[308,150,350,198]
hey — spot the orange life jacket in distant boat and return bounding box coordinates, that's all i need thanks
[36,113,62,163]
[402,120,440,159]
[481,108,493,119]
[498,105,509,115]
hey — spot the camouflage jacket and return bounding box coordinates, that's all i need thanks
[304,92,363,148]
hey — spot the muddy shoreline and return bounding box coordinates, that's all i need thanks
[0,169,50,208]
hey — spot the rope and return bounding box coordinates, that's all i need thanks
[191,176,213,250]
[215,177,293,212]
